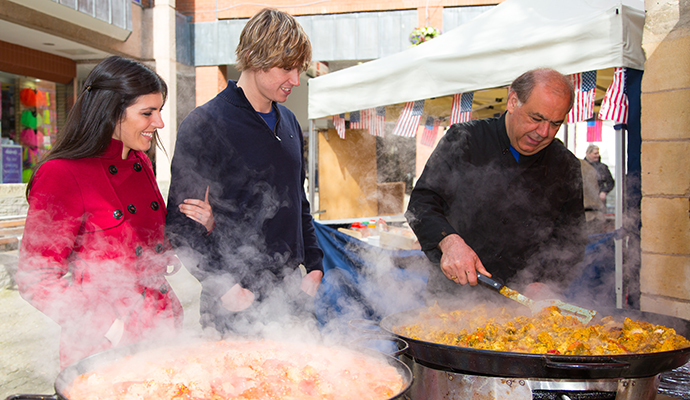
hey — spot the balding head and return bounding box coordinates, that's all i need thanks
[509,68,574,113]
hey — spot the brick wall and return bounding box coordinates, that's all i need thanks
[0,40,75,85]
[195,65,227,107]
[640,0,690,319]
[419,5,443,29]
[178,0,503,22]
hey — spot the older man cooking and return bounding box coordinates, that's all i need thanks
[406,68,587,302]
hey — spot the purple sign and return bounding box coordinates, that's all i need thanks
[2,145,22,183]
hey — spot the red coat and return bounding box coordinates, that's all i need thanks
[17,139,183,368]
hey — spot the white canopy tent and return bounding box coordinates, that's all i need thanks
[307,0,646,309]
[307,0,644,120]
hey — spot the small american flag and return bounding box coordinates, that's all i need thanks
[568,71,597,123]
[392,100,425,138]
[598,67,628,125]
[350,110,364,129]
[586,119,603,142]
[361,107,386,137]
[333,113,346,139]
[450,92,473,124]
[372,106,386,137]
[420,116,439,147]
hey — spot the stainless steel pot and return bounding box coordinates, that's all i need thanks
[403,355,661,400]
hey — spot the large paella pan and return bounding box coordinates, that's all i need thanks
[6,338,413,400]
[380,304,690,380]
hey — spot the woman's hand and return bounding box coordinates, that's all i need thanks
[105,318,124,346]
[300,270,324,297]
[221,284,255,312]
[179,186,215,232]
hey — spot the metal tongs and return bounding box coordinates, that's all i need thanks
[476,273,597,324]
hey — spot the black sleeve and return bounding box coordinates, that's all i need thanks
[405,125,467,263]
[165,111,225,284]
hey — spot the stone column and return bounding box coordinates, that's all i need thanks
[153,0,177,198]
[640,0,690,319]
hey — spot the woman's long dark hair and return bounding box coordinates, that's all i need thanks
[26,55,168,196]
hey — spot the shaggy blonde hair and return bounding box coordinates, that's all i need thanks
[235,8,312,73]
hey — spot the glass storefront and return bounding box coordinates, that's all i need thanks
[0,71,67,184]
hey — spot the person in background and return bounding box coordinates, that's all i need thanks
[580,158,606,236]
[166,8,324,336]
[584,144,615,207]
[406,68,587,303]
[16,56,183,369]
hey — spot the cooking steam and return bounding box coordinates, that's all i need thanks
[15,118,629,388]
[161,125,429,352]
[404,130,625,314]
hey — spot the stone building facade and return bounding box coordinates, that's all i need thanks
[639,0,690,319]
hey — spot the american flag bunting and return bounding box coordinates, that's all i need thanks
[420,116,439,147]
[392,100,425,138]
[349,108,386,137]
[357,107,386,137]
[349,110,364,129]
[598,67,628,125]
[567,70,597,123]
[333,113,346,139]
[450,92,474,124]
[368,106,386,137]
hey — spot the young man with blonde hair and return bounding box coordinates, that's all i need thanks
[166,8,323,335]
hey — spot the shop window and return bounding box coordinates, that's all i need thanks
[1,81,16,143]
[17,79,58,183]
[0,73,68,185]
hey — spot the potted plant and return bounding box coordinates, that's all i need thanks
[409,26,441,45]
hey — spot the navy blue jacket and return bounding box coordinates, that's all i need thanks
[166,80,323,313]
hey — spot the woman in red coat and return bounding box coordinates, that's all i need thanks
[16,56,187,369]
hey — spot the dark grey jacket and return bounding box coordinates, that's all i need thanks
[586,159,615,195]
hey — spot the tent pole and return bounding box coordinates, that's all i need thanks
[308,119,316,210]
[615,125,626,309]
[563,123,569,148]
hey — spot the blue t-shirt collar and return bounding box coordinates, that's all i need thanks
[509,145,520,163]
[258,107,277,132]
